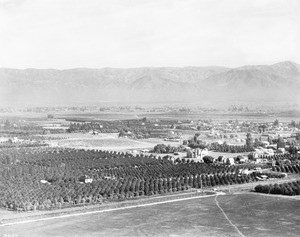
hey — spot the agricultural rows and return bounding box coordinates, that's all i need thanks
[260,153,300,162]
[272,164,300,173]
[0,148,285,211]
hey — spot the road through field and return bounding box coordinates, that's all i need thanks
[0,192,223,227]
[215,195,246,237]
[1,192,299,237]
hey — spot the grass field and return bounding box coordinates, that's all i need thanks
[1,193,299,237]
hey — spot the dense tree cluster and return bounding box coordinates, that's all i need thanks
[0,120,44,135]
[188,134,207,149]
[276,137,285,149]
[290,120,300,129]
[152,144,184,153]
[67,119,176,139]
[245,133,254,149]
[255,181,300,196]
[68,122,119,133]
[273,119,279,126]
[209,143,254,153]
[0,147,285,212]
[202,156,214,164]
[287,146,299,155]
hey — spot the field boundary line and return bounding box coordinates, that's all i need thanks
[0,193,218,227]
[215,195,246,237]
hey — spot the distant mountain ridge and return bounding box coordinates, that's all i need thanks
[0,61,299,106]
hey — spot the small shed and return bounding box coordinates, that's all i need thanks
[79,175,93,183]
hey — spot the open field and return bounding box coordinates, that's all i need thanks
[0,193,299,237]
[44,133,250,158]
[44,133,181,151]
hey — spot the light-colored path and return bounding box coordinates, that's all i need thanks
[245,192,300,200]
[0,193,222,227]
[215,195,246,237]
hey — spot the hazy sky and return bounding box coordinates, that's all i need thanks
[0,0,299,69]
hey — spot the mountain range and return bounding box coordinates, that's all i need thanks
[0,61,299,107]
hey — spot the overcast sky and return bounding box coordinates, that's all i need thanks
[0,0,299,69]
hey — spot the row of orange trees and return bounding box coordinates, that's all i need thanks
[255,180,300,196]
[210,143,254,153]
[0,147,285,211]
[261,153,300,162]
[272,164,300,173]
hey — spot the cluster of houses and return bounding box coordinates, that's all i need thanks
[253,147,275,156]
[185,148,237,165]
[184,147,276,166]
[186,147,209,159]
[184,141,287,165]
[180,119,300,138]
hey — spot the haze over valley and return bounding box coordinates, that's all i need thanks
[1,61,299,107]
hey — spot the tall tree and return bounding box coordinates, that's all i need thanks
[246,133,253,149]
